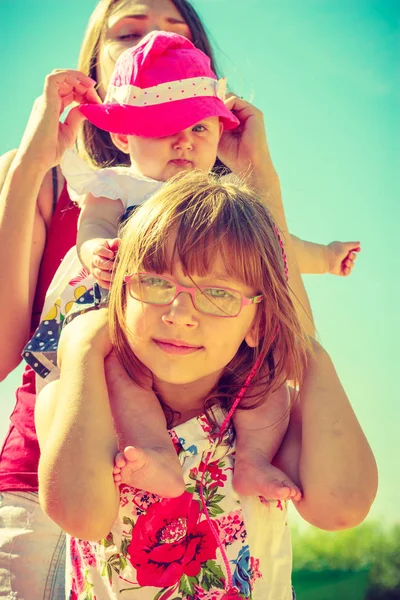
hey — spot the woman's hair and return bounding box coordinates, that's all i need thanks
[109,171,309,427]
[76,0,218,168]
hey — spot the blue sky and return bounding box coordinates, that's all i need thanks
[0,0,398,525]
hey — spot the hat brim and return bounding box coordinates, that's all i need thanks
[79,97,239,137]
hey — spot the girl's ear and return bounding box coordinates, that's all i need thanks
[110,132,130,154]
[219,121,224,139]
[245,323,260,348]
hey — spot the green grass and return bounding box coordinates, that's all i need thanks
[292,570,369,600]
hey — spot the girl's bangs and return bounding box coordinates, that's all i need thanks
[139,203,265,289]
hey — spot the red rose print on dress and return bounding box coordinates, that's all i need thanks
[128,491,218,587]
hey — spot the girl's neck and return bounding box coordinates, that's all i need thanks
[153,370,222,426]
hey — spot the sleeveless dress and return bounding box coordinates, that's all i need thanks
[67,411,294,600]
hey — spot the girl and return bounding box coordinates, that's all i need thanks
[25,30,303,504]
[36,171,377,599]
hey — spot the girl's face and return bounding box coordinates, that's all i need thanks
[112,117,223,180]
[124,252,259,389]
[97,0,192,98]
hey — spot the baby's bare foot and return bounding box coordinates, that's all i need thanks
[113,446,185,498]
[233,451,302,502]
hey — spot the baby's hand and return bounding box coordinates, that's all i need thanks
[91,238,120,289]
[327,241,361,276]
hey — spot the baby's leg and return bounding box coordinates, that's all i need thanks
[232,384,301,501]
[105,352,185,497]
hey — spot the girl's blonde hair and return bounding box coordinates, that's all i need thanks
[109,171,309,425]
[76,0,218,168]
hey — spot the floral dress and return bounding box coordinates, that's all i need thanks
[67,412,293,600]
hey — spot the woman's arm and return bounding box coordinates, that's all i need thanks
[0,150,52,379]
[218,96,315,337]
[0,71,99,380]
[36,308,119,541]
[273,340,378,531]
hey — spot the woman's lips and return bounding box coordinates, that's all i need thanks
[153,339,203,355]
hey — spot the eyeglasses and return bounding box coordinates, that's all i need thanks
[124,272,263,318]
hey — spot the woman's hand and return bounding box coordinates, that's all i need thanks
[218,96,274,177]
[17,69,101,172]
[58,307,112,366]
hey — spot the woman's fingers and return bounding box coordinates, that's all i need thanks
[83,85,102,105]
[44,69,99,112]
[62,106,86,145]
[219,95,270,175]
[224,95,264,124]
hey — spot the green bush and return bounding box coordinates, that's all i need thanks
[365,524,400,599]
[291,521,400,598]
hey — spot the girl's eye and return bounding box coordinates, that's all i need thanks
[192,124,206,133]
[205,288,231,299]
[140,276,172,288]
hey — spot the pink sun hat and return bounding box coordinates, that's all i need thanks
[79,31,239,137]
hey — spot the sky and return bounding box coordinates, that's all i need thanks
[0,0,398,526]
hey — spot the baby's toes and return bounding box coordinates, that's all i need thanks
[115,452,127,469]
[285,484,302,502]
[123,445,141,463]
[113,472,122,484]
[274,485,293,501]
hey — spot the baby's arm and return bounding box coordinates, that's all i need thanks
[291,235,361,276]
[232,388,301,501]
[77,193,124,288]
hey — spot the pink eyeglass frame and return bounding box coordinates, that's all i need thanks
[124,272,263,317]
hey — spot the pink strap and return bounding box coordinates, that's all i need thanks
[198,220,287,593]
[199,354,263,593]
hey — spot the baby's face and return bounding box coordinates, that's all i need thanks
[126,117,223,181]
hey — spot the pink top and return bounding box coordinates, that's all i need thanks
[0,185,79,491]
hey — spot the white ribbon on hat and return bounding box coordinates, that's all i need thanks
[104,76,227,106]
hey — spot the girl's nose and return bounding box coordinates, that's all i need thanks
[162,292,198,328]
[172,130,193,151]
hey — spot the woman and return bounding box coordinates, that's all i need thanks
[0,1,360,598]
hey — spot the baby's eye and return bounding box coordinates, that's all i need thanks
[192,124,206,133]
